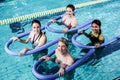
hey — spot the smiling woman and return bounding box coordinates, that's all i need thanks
[10,20,47,56]
[1,0,120,80]
[32,38,95,80]
[80,19,105,47]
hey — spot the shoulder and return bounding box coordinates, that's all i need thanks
[71,17,78,26]
[99,34,104,40]
[66,52,72,59]
[41,32,46,38]
[99,33,104,38]
[67,53,74,64]
[73,17,77,21]
[38,33,47,42]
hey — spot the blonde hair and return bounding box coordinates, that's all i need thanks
[59,38,68,47]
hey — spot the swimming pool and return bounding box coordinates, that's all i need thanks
[0,0,120,80]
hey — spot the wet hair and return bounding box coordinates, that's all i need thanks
[32,19,41,27]
[59,38,68,48]
[32,19,42,34]
[92,19,102,34]
[92,19,101,27]
[66,4,75,11]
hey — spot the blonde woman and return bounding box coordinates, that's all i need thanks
[42,38,74,76]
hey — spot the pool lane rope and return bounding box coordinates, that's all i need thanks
[0,0,109,25]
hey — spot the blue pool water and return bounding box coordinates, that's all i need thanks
[0,0,120,80]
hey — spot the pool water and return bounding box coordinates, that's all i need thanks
[0,0,120,80]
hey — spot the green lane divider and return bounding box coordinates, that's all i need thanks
[0,0,108,25]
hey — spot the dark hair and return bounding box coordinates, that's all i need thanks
[66,4,75,12]
[92,19,101,27]
[32,20,42,34]
[32,20,41,27]
[59,38,68,48]
[92,19,102,34]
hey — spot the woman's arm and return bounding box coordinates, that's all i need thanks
[58,53,74,76]
[49,19,62,25]
[11,36,30,44]
[11,31,32,44]
[58,64,67,76]
[58,58,74,76]
[19,48,30,56]
[56,21,62,25]
[67,54,74,66]
[79,30,90,38]
[41,55,56,62]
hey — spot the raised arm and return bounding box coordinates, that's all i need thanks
[11,34,31,44]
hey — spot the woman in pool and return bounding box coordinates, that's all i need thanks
[42,38,74,76]
[50,4,78,40]
[12,20,47,56]
[80,19,104,47]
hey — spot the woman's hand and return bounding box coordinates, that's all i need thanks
[41,56,50,61]
[58,63,68,76]
[79,30,84,34]
[95,43,100,48]
[49,19,57,23]
[62,28,68,33]
[11,36,19,42]
[58,67,65,76]
[19,48,29,56]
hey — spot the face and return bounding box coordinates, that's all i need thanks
[57,41,67,54]
[66,7,74,17]
[32,22,41,34]
[92,23,100,33]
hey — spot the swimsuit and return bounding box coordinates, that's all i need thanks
[31,32,43,48]
[62,19,72,29]
[89,31,104,45]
